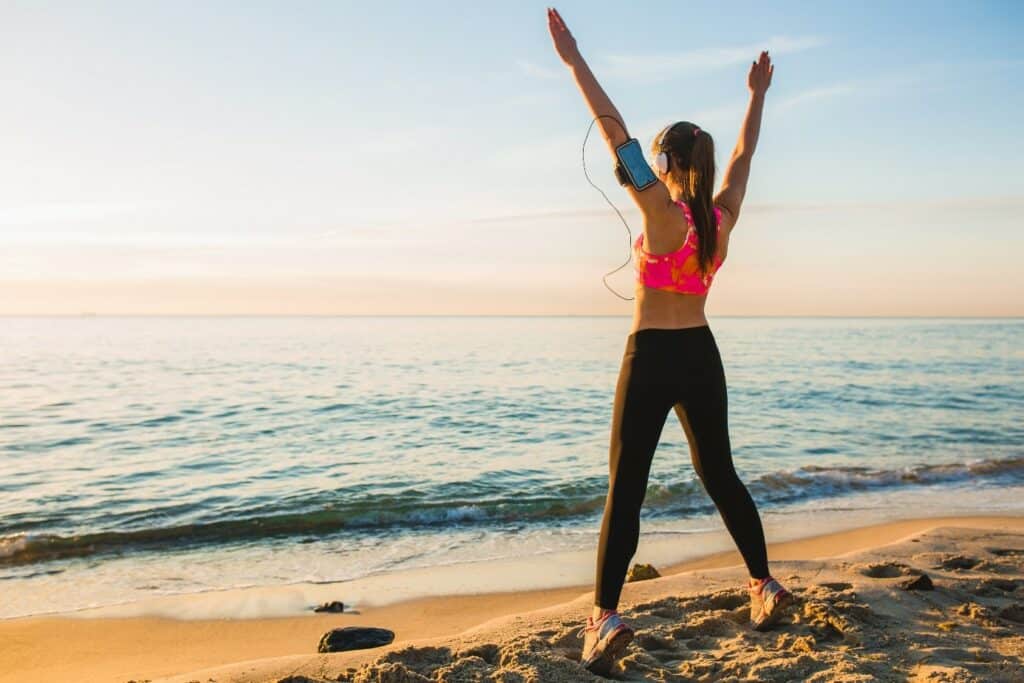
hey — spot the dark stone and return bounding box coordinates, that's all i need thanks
[317,626,395,653]
[313,600,345,613]
[899,573,934,591]
[626,562,661,582]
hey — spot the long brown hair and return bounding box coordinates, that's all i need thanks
[652,121,717,274]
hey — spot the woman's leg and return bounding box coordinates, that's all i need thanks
[594,336,675,611]
[674,332,770,580]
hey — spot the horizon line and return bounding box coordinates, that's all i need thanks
[2,314,1022,320]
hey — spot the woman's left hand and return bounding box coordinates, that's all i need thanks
[747,50,774,95]
[547,7,580,67]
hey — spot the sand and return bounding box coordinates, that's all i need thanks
[2,515,1023,682]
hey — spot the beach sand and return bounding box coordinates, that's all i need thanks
[2,515,1023,682]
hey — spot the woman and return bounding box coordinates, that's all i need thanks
[546,7,793,675]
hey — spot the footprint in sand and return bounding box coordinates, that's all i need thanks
[632,596,686,620]
[956,577,1019,598]
[818,581,854,591]
[705,590,748,611]
[935,554,985,571]
[646,606,684,620]
[855,560,915,578]
[634,632,675,653]
[671,614,736,639]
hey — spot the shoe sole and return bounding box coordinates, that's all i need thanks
[751,590,796,631]
[582,625,634,676]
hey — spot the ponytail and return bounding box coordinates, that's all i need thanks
[658,122,718,275]
[687,131,718,276]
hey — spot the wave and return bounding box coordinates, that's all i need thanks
[744,454,1024,507]
[2,454,1021,569]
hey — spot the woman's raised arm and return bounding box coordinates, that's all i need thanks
[716,50,773,226]
[547,7,629,153]
[547,7,671,214]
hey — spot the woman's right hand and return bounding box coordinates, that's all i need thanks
[747,50,773,95]
[547,7,581,67]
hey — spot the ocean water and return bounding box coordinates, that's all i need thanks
[1,316,1022,619]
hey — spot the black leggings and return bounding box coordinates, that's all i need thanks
[595,325,769,609]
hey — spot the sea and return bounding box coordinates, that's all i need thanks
[1,316,1021,619]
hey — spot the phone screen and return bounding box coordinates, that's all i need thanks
[616,138,658,190]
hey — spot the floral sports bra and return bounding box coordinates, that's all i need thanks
[633,200,724,295]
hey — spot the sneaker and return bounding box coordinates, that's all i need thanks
[748,575,794,631]
[577,610,635,675]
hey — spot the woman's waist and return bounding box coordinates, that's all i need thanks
[631,288,709,331]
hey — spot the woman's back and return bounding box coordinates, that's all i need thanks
[631,201,734,333]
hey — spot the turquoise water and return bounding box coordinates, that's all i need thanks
[1,316,1022,618]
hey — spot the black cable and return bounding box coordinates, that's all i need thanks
[581,114,636,301]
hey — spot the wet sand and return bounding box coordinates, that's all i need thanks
[2,515,1023,682]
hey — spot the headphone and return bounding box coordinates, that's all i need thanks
[654,121,697,175]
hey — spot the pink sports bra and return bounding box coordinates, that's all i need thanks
[633,200,724,295]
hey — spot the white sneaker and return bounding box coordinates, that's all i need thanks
[577,610,635,675]
[748,575,794,630]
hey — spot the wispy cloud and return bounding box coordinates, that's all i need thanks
[516,58,563,80]
[774,84,857,111]
[603,35,826,83]
[775,57,1024,113]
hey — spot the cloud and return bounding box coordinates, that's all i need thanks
[602,35,826,83]
[774,83,857,111]
[516,58,563,80]
[773,57,1024,114]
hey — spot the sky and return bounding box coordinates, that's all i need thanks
[1,0,1022,315]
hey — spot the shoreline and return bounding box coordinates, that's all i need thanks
[11,484,1023,623]
[3,513,1023,682]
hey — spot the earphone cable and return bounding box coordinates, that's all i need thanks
[582,114,635,302]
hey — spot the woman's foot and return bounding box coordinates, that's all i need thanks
[577,609,635,675]
[748,575,794,631]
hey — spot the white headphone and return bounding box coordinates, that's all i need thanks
[653,122,678,175]
[654,121,700,175]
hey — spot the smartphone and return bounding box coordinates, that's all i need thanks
[614,137,658,190]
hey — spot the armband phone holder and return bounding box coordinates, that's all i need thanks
[613,137,658,191]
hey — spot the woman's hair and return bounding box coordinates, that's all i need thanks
[652,121,717,274]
